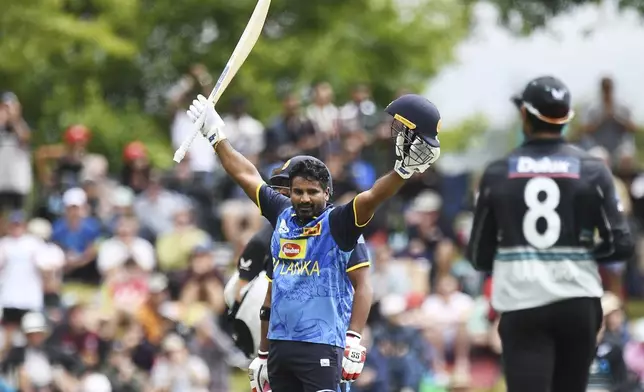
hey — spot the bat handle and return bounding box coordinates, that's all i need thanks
[172,111,207,163]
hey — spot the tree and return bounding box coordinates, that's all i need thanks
[0,0,472,168]
[483,0,644,33]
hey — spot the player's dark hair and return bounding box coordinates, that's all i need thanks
[289,159,330,191]
[526,112,566,134]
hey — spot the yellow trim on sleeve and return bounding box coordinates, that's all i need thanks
[255,182,265,213]
[352,197,374,228]
[346,262,371,273]
[265,275,272,282]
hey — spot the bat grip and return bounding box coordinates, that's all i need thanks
[172,111,207,163]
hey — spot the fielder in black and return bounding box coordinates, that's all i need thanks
[466,76,634,392]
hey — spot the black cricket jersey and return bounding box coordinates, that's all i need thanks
[237,221,273,282]
[467,138,633,312]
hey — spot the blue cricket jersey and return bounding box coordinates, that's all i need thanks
[256,184,371,348]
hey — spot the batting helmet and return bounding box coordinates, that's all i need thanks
[385,94,441,166]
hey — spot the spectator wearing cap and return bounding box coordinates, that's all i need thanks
[0,92,32,214]
[178,243,226,316]
[120,141,151,195]
[35,124,90,194]
[51,187,103,287]
[0,211,47,352]
[2,312,83,391]
[602,291,630,346]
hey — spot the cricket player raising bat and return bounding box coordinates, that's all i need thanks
[186,93,442,391]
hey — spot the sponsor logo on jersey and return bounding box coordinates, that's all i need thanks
[509,156,580,178]
[302,222,322,237]
[279,238,307,259]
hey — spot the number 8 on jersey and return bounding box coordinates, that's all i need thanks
[522,177,561,249]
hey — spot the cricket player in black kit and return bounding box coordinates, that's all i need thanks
[467,76,634,392]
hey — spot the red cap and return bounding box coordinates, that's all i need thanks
[64,124,91,145]
[123,141,147,162]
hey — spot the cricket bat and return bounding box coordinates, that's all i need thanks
[173,0,271,163]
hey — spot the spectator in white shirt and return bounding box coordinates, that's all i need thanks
[223,97,265,166]
[421,275,474,380]
[98,215,155,276]
[306,82,340,137]
[0,211,46,351]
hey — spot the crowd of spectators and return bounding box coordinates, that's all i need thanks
[0,66,643,391]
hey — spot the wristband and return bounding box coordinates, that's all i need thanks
[346,330,362,343]
[258,350,268,359]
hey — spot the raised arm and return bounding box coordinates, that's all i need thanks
[353,171,406,226]
[214,140,264,201]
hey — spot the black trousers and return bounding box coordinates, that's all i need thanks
[268,340,346,392]
[499,297,603,392]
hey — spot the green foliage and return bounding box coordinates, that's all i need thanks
[483,0,644,33]
[438,113,490,153]
[0,0,472,169]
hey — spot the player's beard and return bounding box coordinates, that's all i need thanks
[294,202,320,221]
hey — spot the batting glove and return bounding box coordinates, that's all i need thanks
[394,131,440,179]
[248,350,269,392]
[186,94,227,147]
[342,331,366,382]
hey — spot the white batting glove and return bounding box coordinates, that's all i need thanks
[342,331,366,382]
[248,350,269,392]
[186,94,227,146]
[394,131,440,179]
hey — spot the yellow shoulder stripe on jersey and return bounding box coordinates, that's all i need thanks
[394,114,416,130]
[346,262,370,273]
[352,197,374,228]
[254,182,265,214]
[265,274,272,282]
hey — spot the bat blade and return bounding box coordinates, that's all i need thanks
[173,0,271,163]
